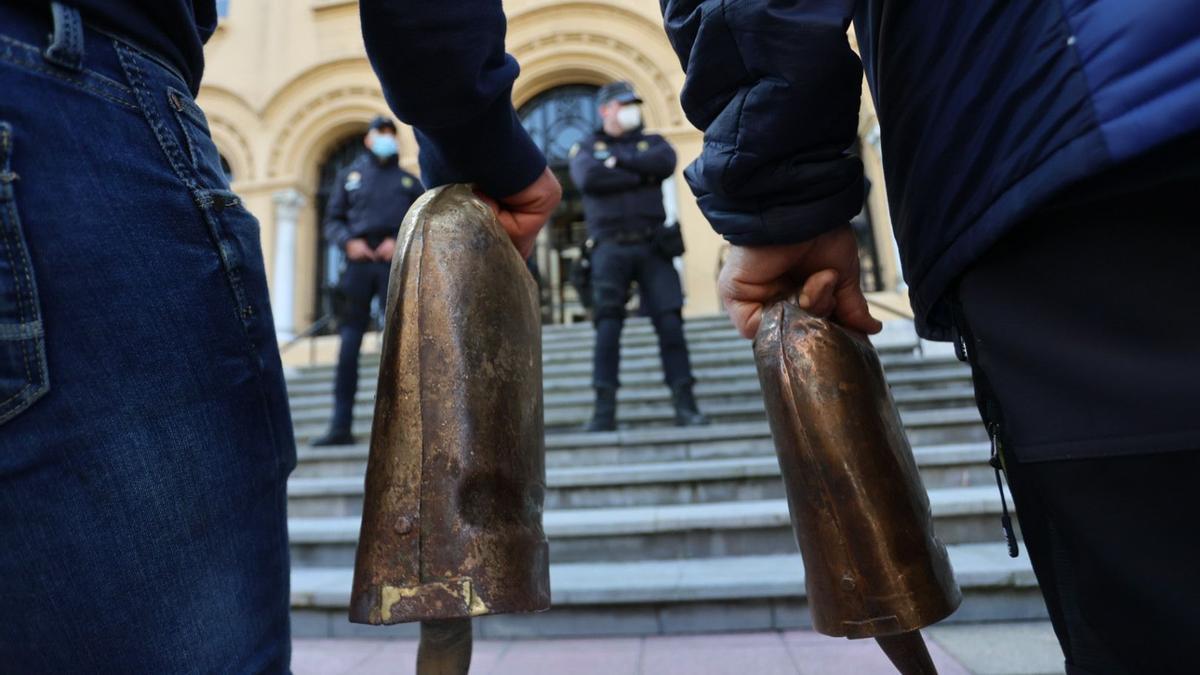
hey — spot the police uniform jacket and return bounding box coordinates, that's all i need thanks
[324,153,424,249]
[568,130,676,241]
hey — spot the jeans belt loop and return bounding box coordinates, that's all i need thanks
[44,2,85,72]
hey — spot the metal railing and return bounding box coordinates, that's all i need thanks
[280,313,336,366]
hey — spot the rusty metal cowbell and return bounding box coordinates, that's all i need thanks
[753,302,961,639]
[349,184,550,625]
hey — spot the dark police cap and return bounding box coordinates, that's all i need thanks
[369,115,397,132]
[597,81,642,106]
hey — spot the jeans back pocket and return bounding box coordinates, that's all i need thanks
[0,122,49,426]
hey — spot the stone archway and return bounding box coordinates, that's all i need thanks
[196,83,259,185]
[254,58,397,332]
[507,2,687,131]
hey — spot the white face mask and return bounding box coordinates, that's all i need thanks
[616,104,643,132]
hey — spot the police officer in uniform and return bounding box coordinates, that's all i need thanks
[569,82,707,432]
[313,116,424,446]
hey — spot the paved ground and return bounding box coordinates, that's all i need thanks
[293,621,1065,675]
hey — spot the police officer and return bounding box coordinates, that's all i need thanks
[569,82,707,432]
[312,116,424,446]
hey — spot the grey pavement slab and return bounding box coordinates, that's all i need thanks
[927,622,1065,675]
[292,626,996,675]
[783,630,970,675]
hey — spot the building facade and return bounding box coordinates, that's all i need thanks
[198,0,901,341]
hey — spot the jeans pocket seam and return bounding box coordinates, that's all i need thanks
[0,36,138,111]
[167,88,204,169]
[175,110,200,168]
[114,41,196,189]
[0,122,50,424]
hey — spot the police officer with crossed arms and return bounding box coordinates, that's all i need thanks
[313,116,424,446]
[570,82,707,432]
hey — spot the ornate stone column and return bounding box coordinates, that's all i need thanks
[272,188,306,340]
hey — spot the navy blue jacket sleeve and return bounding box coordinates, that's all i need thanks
[569,146,645,195]
[660,0,865,246]
[359,1,546,198]
[323,169,353,249]
[614,134,677,181]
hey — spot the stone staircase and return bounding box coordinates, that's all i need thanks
[287,315,1044,639]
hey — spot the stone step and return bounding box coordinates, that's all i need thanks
[301,332,921,375]
[290,404,985,446]
[513,312,921,346]
[284,352,967,408]
[286,377,755,412]
[286,383,978,432]
[287,442,994,515]
[294,421,987,478]
[283,343,949,389]
[288,320,742,376]
[287,377,777,414]
[290,542,1042,638]
[541,314,738,338]
[299,313,915,355]
[284,361,972,402]
[287,486,1014,567]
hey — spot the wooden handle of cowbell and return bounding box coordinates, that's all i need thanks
[417,619,473,675]
[876,631,939,674]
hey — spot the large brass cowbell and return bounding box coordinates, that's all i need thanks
[754,302,961,673]
[349,185,551,627]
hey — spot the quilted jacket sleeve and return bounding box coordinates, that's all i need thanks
[660,0,865,246]
[359,0,547,198]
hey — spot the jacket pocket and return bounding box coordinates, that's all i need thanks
[0,122,49,426]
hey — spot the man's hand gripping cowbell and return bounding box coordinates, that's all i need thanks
[754,302,962,674]
[347,185,551,674]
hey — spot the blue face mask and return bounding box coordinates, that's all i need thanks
[370,134,398,159]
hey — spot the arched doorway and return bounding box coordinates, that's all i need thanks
[313,132,368,328]
[519,85,599,324]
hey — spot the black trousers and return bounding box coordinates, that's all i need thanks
[590,241,693,389]
[955,178,1200,675]
[331,260,391,432]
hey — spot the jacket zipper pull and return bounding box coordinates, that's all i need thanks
[953,327,970,363]
[988,422,1020,558]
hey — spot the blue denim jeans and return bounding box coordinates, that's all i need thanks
[0,4,296,672]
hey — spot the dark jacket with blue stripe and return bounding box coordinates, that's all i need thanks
[569,130,676,240]
[661,0,1200,339]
